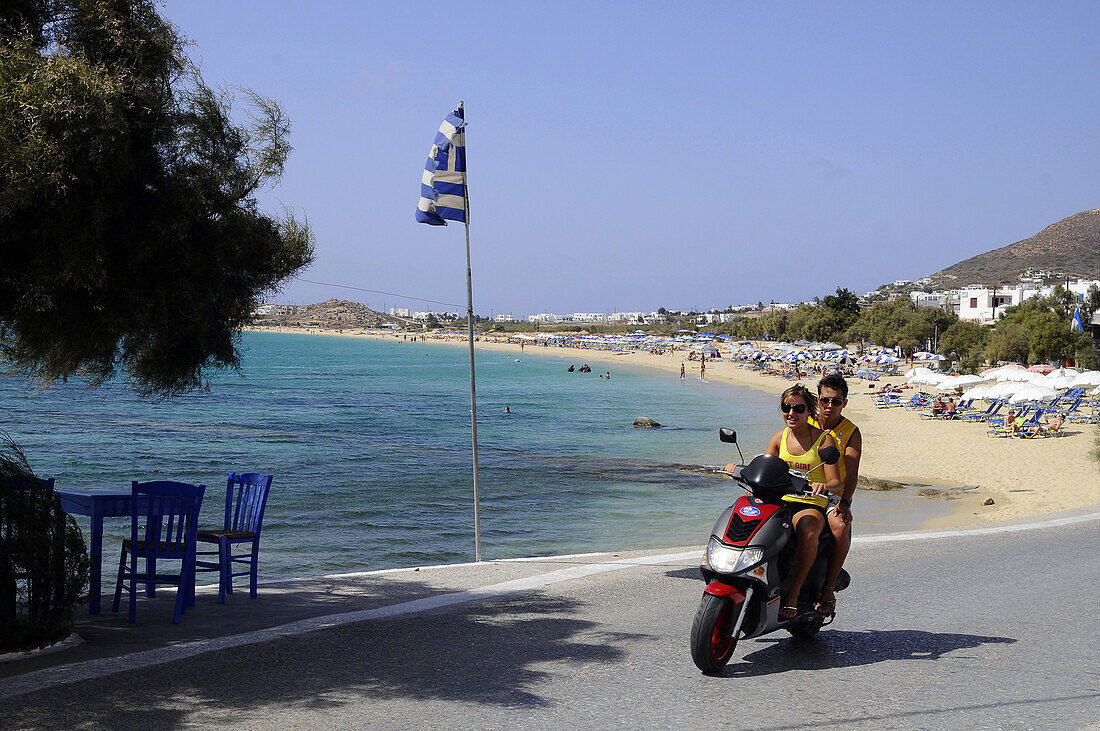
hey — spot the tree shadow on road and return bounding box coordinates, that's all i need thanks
[720,629,1016,677]
[664,567,704,581]
[5,590,651,727]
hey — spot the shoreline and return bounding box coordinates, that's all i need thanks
[246,326,1100,529]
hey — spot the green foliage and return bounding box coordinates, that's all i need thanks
[939,320,989,371]
[845,298,956,352]
[821,287,861,331]
[993,289,1095,365]
[0,1,314,398]
[0,433,90,651]
[1081,284,1100,324]
[985,322,1031,364]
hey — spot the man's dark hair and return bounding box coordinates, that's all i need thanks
[818,373,849,399]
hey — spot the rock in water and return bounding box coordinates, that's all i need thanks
[632,417,662,428]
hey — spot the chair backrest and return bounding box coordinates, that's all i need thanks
[1,477,59,561]
[223,473,273,536]
[130,481,205,555]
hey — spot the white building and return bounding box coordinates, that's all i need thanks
[955,280,1100,322]
[528,313,561,324]
[252,303,277,316]
[494,313,517,323]
[389,307,412,318]
[570,312,607,322]
[608,311,647,323]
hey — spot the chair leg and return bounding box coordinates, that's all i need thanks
[217,537,228,604]
[128,556,138,624]
[112,548,126,614]
[224,541,234,597]
[249,542,259,598]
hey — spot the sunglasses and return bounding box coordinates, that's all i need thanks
[820,397,844,406]
[781,402,808,414]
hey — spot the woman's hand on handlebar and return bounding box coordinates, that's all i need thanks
[809,482,827,496]
[723,463,739,473]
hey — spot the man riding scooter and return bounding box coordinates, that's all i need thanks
[809,374,862,617]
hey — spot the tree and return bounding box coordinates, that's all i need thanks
[1080,284,1100,325]
[822,287,862,332]
[0,1,314,399]
[985,322,1031,364]
[939,320,988,373]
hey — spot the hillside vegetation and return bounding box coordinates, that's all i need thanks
[928,208,1100,287]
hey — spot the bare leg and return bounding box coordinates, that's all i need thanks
[821,511,852,611]
[781,510,823,618]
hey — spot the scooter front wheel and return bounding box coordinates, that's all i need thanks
[690,593,741,674]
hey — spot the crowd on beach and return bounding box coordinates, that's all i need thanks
[415,328,1100,441]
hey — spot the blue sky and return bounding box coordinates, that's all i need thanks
[162,1,1100,316]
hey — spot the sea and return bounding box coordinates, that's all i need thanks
[0,332,938,583]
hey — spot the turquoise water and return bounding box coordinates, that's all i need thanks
[2,332,784,580]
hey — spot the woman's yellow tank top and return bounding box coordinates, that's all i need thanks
[778,427,829,483]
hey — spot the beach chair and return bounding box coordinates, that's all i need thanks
[195,473,274,603]
[987,416,1026,438]
[112,480,206,624]
[958,400,1003,422]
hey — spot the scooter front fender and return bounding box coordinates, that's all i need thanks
[703,581,746,601]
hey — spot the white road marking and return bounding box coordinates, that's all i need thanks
[3,510,1096,699]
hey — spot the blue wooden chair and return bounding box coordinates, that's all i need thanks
[195,473,273,603]
[112,481,205,624]
[0,477,68,608]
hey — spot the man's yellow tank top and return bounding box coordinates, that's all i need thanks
[809,415,858,487]
[778,428,829,483]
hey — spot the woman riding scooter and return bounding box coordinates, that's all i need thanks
[729,384,840,620]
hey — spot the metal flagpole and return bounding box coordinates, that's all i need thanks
[461,103,482,562]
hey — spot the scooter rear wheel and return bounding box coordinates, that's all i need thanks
[690,593,741,674]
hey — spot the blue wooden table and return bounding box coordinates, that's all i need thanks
[57,490,150,615]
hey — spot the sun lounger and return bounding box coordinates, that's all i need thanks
[958,400,1004,422]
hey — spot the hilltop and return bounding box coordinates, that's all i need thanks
[926,208,1100,288]
[253,299,411,329]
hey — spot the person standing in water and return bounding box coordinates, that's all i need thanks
[680,363,686,380]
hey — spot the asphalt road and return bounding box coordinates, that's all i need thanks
[4,515,1098,730]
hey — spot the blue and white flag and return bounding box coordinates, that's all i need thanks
[1071,308,1084,331]
[416,104,467,226]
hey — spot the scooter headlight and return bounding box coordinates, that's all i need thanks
[705,537,765,574]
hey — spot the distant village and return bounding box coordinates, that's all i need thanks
[253,269,1100,330]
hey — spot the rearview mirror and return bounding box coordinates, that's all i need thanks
[719,428,737,443]
[820,445,841,465]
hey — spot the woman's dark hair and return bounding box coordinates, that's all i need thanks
[817,373,849,399]
[780,384,817,417]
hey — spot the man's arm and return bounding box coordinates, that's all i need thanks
[835,428,862,523]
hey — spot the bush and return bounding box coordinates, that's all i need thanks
[0,435,89,651]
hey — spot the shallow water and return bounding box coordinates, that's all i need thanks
[1,332,948,581]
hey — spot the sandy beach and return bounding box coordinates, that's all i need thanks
[251,327,1100,529]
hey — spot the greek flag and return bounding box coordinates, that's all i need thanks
[1071,308,1084,331]
[416,104,467,226]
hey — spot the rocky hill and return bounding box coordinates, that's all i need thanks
[927,208,1100,288]
[255,299,412,329]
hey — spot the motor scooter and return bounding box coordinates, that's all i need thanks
[690,428,850,674]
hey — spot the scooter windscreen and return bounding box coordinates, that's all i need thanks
[737,454,795,503]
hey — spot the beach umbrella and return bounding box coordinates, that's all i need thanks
[1044,367,1079,379]
[1027,364,1054,373]
[855,368,879,380]
[904,367,934,379]
[995,369,1043,383]
[1008,384,1059,404]
[1042,375,1076,390]
[980,364,1024,377]
[1091,385,1100,396]
[962,385,993,400]
[1068,371,1100,387]
[936,374,985,391]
